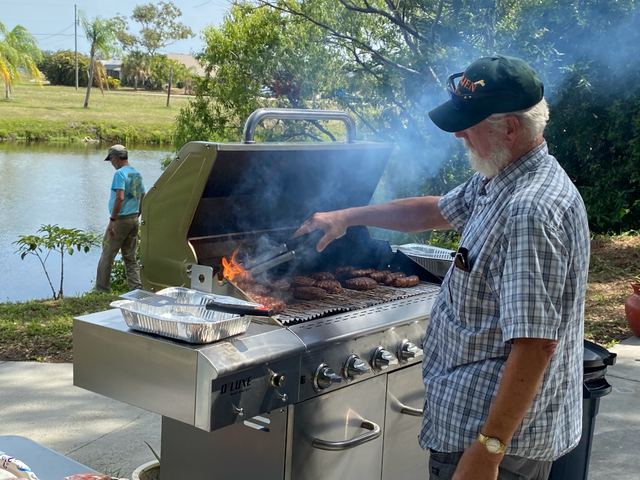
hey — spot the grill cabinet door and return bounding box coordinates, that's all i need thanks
[382,364,429,479]
[289,375,386,480]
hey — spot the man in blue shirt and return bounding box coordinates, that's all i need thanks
[95,144,146,293]
[294,56,589,480]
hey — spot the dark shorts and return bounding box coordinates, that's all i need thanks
[429,450,552,480]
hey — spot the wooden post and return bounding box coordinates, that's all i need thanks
[166,65,173,107]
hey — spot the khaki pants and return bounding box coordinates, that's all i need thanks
[95,214,142,293]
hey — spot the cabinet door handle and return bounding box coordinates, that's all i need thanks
[399,404,423,417]
[312,420,381,451]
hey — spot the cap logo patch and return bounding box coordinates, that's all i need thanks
[457,75,485,93]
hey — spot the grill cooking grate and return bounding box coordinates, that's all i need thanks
[274,282,440,325]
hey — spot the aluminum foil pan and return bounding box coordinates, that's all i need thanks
[110,287,255,343]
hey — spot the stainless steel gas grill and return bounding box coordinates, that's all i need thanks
[73,109,442,480]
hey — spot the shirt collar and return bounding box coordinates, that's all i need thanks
[483,141,548,196]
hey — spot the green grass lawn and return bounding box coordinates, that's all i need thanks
[0,83,192,144]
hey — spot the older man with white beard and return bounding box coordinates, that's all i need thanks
[293,55,590,480]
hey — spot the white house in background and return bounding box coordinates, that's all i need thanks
[102,59,123,79]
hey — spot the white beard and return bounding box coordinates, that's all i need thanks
[464,138,512,179]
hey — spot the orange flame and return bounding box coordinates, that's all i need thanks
[221,248,249,282]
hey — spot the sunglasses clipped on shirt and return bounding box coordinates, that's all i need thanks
[446,72,518,110]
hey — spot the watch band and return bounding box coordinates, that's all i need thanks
[110,217,116,221]
[477,432,507,454]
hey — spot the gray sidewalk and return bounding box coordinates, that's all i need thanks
[0,336,639,479]
[0,361,160,477]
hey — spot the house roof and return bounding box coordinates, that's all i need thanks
[166,53,206,77]
[102,59,124,69]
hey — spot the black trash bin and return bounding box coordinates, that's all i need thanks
[549,340,617,480]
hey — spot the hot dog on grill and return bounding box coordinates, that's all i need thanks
[392,275,419,288]
[347,268,376,279]
[383,272,406,285]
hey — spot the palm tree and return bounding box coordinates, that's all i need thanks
[79,12,119,108]
[123,50,151,91]
[0,21,42,99]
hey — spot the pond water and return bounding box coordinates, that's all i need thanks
[0,142,168,302]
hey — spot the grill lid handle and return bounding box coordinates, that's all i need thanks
[242,108,357,144]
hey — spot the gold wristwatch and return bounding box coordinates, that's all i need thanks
[477,432,507,454]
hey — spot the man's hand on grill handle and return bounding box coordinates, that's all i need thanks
[293,211,350,252]
[293,197,452,253]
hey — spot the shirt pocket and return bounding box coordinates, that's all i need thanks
[447,263,472,322]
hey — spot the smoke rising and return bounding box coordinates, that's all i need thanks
[375,3,640,204]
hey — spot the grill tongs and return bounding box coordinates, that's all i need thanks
[241,243,296,277]
[120,290,274,317]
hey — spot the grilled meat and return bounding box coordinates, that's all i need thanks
[314,280,344,294]
[383,272,406,285]
[290,276,317,288]
[344,277,378,291]
[293,286,329,300]
[392,275,419,288]
[311,271,337,281]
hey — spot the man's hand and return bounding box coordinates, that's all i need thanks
[452,441,502,480]
[292,211,350,252]
[107,220,116,237]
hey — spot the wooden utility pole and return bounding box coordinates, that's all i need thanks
[166,66,173,107]
[75,5,78,90]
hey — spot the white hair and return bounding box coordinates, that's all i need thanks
[486,98,550,143]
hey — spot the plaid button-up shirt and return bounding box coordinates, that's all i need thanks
[419,142,590,461]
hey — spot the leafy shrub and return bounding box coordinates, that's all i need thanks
[38,50,107,87]
[107,76,120,89]
[546,60,640,233]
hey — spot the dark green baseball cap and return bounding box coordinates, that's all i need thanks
[429,55,544,132]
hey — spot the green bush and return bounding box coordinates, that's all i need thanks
[546,61,640,233]
[38,50,92,87]
[107,77,120,90]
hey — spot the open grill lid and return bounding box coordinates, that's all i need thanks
[187,109,393,241]
[140,109,394,293]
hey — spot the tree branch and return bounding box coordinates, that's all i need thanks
[431,0,445,43]
[260,0,430,79]
[308,120,338,141]
[338,0,431,45]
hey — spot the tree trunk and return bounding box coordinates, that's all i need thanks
[84,56,95,108]
[166,66,173,107]
[5,83,10,100]
[134,75,138,91]
[59,249,65,300]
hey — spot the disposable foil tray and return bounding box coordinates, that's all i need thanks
[392,243,454,277]
[110,287,254,343]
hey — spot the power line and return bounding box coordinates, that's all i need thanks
[34,23,75,41]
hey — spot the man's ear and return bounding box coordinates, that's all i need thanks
[504,115,521,147]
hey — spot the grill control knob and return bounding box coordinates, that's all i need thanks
[344,355,371,379]
[314,364,342,391]
[400,340,424,362]
[372,347,399,371]
[270,373,287,388]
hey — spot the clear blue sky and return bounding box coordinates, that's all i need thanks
[0,0,230,56]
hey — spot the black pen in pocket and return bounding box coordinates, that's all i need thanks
[454,247,470,271]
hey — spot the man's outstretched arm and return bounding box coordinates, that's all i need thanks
[293,196,451,252]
